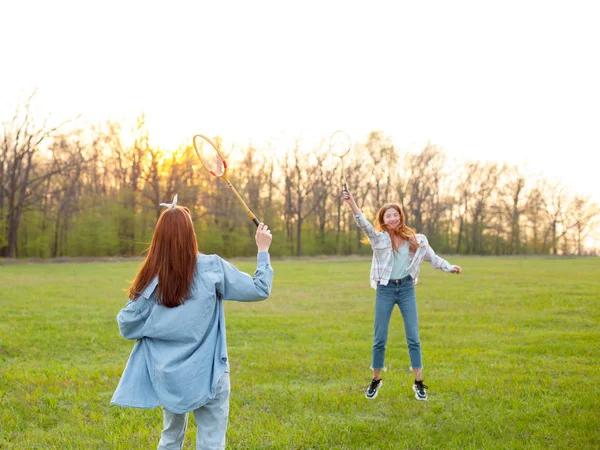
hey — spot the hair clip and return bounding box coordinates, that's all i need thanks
[159,194,178,209]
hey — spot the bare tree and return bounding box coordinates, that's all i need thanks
[453,162,502,254]
[140,146,164,221]
[235,143,278,240]
[312,159,334,248]
[362,131,397,207]
[523,182,547,253]
[47,135,87,256]
[399,143,447,243]
[560,196,599,255]
[501,169,528,254]
[278,141,329,256]
[540,183,568,255]
[0,92,67,257]
[453,163,476,253]
[103,115,149,255]
[471,163,502,254]
[339,151,372,254]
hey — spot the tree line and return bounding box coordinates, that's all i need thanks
[1,94,598,259]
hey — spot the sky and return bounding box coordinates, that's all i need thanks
[1,1,599,236]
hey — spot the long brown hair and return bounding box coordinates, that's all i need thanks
[365,203,418,252]
[128,206,198,308]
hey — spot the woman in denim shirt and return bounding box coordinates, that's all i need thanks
[342,189,461,401]
[111,196,273,449]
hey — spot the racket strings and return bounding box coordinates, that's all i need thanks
[194,136,226,176]
[204,151,225,176]
[329,131,352,158]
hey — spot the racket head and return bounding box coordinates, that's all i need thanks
[329,130,352,157]
[193,134,227,177]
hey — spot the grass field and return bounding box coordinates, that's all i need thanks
[1,256,599,449]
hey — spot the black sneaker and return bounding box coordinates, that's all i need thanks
[365,378,382,399]
[412,380,428,401]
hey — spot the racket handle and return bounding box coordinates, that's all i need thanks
[252,217,260,227]
[342,183,348,192]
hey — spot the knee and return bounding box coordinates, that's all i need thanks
[407,340,421,350]
[373,339,387,351]
[406,333,421,348]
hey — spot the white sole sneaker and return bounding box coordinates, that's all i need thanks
[412,384,428,401]
[365,380,382,399]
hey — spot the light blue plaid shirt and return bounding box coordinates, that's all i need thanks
[354,213,456,288]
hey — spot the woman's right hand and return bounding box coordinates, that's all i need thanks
[342,189,355,205]
[342,189,361,215]
[255,223,272,252]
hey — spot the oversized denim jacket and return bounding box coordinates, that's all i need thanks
[111,252,273,414]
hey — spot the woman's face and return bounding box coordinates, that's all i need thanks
[383,208,401,230]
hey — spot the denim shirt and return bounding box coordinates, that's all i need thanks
[111,252,273,414]
[354,213,456,288]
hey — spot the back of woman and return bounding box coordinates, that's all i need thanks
[111,196,273,449]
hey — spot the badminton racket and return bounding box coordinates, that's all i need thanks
[192,134,260,227]
[329,130,352,192]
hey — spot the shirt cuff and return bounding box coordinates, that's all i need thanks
[257,251,271,265]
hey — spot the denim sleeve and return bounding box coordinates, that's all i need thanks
[217,252,274,302]
[116,298,155,340]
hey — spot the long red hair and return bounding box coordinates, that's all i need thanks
[128,206,198,308]
[370,203,418,252]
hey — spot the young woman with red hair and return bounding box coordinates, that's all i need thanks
[111,195,273,449]
[342,189,461,401]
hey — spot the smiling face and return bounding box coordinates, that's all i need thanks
[382,207,401,231]
[375,203,418,251]
[377,204,405,233]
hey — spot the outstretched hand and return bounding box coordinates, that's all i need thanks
[452,265,462,274]
[255,223,272,252]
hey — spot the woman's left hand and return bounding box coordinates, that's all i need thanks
[452,265,462,274]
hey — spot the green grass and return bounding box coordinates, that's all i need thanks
[1,256,599,449]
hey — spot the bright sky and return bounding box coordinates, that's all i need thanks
[1,0,599,212]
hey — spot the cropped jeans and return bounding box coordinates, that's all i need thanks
[372,275,422,370]
[158,372,230,450]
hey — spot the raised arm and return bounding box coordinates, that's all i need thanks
[342,189,362,216]
[217,223,274,301]
[342,188,383,243]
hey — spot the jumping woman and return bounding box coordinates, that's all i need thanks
[342,189,461,401]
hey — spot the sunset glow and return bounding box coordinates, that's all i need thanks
[1,1,598,251]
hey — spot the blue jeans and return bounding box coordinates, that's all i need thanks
[158,372,230,450]
[372,276,422,370]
